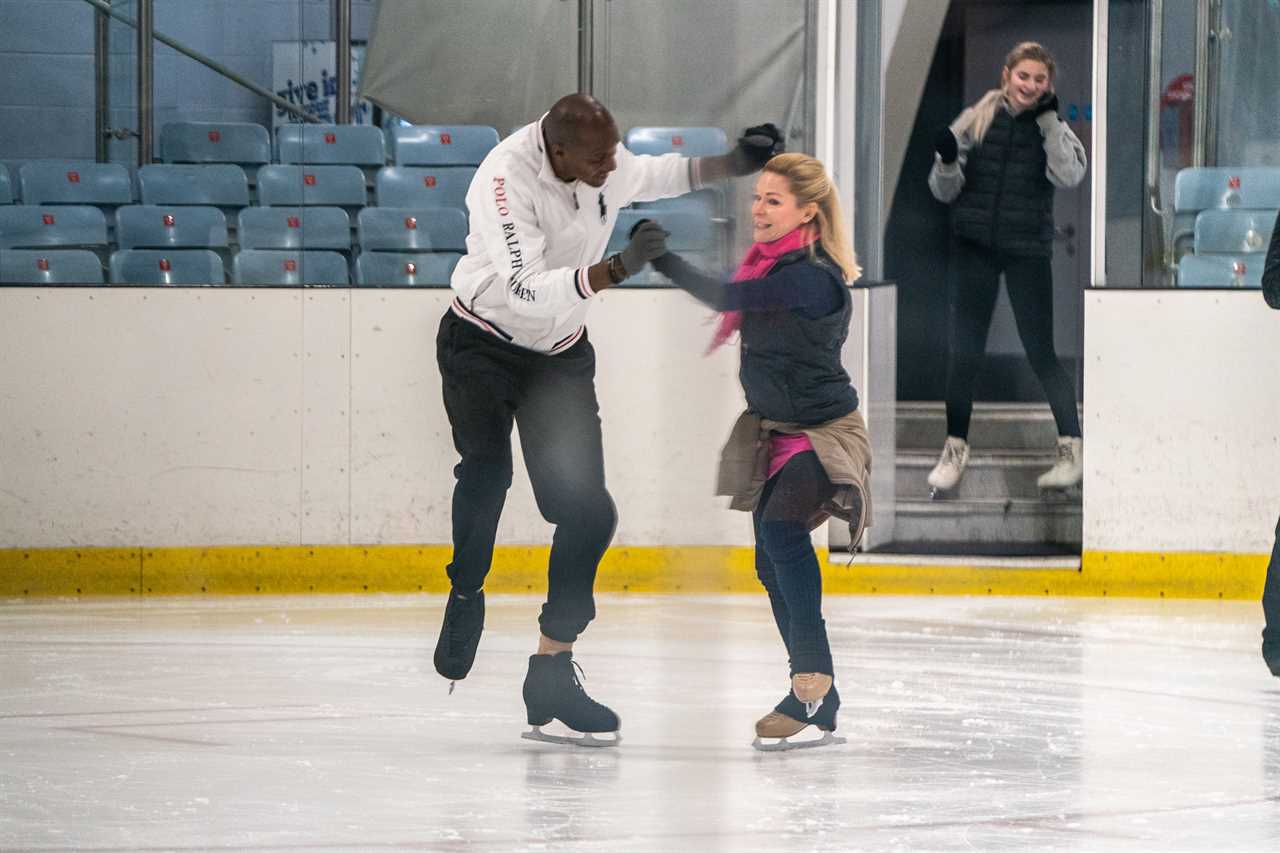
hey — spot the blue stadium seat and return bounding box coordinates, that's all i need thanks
[605,205,721,286]
[375,167,474,210]
[232,249,350,285]
[276,125,386,167]
[115,205,227,250]
[160,121,271,166]
[357,207,467,252]
[1174,167,1280,211]
[1,249,104,284]
[1193,209,1278,255]
[390,125,499,166]
[1173,167,1280,252]
[19,162,133,206]
[0,167,12,204]
[607,206,716,255]
[355,251,461,286]
[137,164,249,209]
[625,127,729,157]
[0,205,108,250]
[109,249,225,285]
[237,206,351,251]
[1177,252,1265,288]
[256,165,367,208]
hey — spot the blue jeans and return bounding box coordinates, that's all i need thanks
[752,451,836,676]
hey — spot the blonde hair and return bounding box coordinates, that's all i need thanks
[761,153,861,283]
[956,41,1057,145]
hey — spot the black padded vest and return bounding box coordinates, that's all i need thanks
[738,250,858,426]
[951,108,1055,257]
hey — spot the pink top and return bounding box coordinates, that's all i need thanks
[766,432,814,479]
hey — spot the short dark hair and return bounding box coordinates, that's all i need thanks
[545,93,615,148]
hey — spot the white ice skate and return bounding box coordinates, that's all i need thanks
[751,727,846,752]
[1037,436,1083,493]
[926,436,970,498]
[751,678,846,752]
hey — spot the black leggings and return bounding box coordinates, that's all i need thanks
[944,239,1081,440]
[752,451,836,676]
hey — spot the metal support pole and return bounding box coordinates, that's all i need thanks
[79,0,321,124]
[335,0,351,123]
[1192,0,1213,167]
[1144,0,1169,284]
[137,0,154,166]
[94,0,110,162]
[578,0,593,95]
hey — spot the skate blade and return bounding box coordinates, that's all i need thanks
[522,725,621,748]
[751,730,846,752]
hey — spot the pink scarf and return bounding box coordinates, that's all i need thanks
[708,225,818,353]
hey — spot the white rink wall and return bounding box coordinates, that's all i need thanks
[2,288,1277,556]
[1083,290,1280,554]
[0,288,748,549]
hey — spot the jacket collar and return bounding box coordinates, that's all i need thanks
[533,115,563,186]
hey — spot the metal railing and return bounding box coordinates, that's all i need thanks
[1144,0,1169,283]
[82,0,359,164]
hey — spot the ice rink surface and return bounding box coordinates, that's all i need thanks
[1,592,1278,852]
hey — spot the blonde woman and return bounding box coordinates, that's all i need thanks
[636,152,871,750]
[926,41,1088,496]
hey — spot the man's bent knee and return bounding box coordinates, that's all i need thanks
[455,454,513,491]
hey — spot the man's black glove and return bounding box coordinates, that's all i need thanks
[619,219,670,276]
[1033,92,1060,120]
[730,122,785,174]
[934,128,958,165]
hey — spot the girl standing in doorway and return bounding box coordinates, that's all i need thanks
[926,41,1088,496]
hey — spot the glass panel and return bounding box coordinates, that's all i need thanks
[597,0,812,276]
[1214,0,1280,166]
[1109,0,1280,289]
[1104,0,1156,286]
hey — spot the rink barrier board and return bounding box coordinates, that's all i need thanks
[0,545,1268,599]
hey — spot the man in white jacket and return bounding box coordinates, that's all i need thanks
[433,92,781,743]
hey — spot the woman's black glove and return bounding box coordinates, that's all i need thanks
[934,128,958,165]
[619,219,670,276]
[730,123,785,174]
[1033,92,1060,119]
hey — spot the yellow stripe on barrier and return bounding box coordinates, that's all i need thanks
[0,545,1268,599]
[825,550,1267,599]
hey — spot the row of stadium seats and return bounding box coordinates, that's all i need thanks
[0,203,467,285]
[0,204,466,252]
[1,248,460,286]
[1173,167,1280,289]
[0,202,719,286]
[0,203,716,254]
[1,162,476,212]
[172,122,496,169]
[0,124,730,203]
[158,121,729,168]
[0,124,731,285]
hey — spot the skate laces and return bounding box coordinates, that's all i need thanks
[443,592,480,650]
[942,439,964,465]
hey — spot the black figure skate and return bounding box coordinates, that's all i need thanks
[521,651,621,747]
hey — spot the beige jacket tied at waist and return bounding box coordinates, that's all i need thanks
[716,408,873,532]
